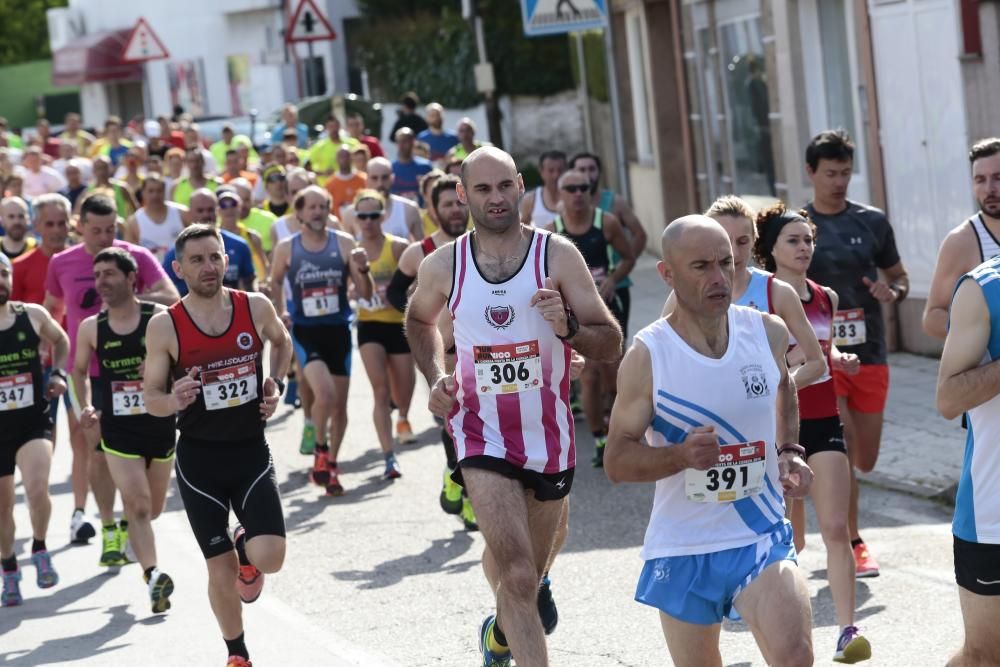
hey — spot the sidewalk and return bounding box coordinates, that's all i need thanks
[627,255,963,502]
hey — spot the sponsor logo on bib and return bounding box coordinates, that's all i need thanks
[485,305,515,330]
[739,364,770,399]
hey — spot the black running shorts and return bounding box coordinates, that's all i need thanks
[0,413,53,478]
[357,321,410,355]
[101,432,175,468]
[174,435,286,559]
[799,415,848,459]
[954,535,1000,596]
[293,323,352,376]
[455,455,574,501]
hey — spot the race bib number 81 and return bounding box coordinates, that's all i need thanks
[474,341,542,395]
[685,441,766,503]
[833,308,866,346]
[302,286,339,318]
[201,362,258,411]
[0,372,33,411]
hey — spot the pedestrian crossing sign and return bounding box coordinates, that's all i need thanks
[520,0,608,37]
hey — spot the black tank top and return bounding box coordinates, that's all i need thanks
[95,302,176,442]
[0,303,47,427]
[168,289,265,443]
[554,209,614,283]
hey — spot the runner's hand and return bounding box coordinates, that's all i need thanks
[834,352,860,375]
[172,367,201,411]
[260,377,280,421]
[350,246,370,273]
[531,277,568,337]
[862,276,897,303]
[569,351,585,380]
[680,426,720,471]
[779,453,813,498]
[597,278,616,304]
[80,405,100,428]
[429,375,458,418]
[47,375,67,399]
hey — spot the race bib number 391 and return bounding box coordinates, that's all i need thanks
[0,372,33,410]
[111,380,147,416]
[833,308,866,346]
[201,362,258,411]
[474,341,542,395]
[685,441,766,503]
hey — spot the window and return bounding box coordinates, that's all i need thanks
[626,10,653,164]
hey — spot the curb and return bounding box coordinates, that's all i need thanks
[857,471,956,507]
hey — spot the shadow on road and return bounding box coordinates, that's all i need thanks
[331,529,478,589]
[0,603,136,665]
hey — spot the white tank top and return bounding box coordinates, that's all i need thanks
[383,195,412,239]
[273,216,295,302]
[970,213,1000,262]
[447,229,574,474]
[634,306,787,559]
[136,204,184,260]
[531,186,559,227]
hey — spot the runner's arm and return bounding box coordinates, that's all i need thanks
[405,204,425,241]
[344,235,374,300]
[28,304,69,373]
[42,291,65,325]
[605,341,715,483]
[143,312,183,417]
[70,316,97,408]
[613,194,648,260]
[546,234,622,363]
[406,248,452,386]
[250,293,293,387]
[937,278,998,419]
[604,212,636,286]
[269,239,291,319]
[923,229,972,339]
[763,313,799,447]
[386,242,418,312]
[123,214,140,244]
[771,279,827,388]
[826,289,859,373]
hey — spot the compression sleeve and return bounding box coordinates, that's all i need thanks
[386,269,416,312]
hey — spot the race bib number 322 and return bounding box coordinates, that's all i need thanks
[474,341,542,395]
[833,308,866,346]
[201,362,258,411]
[685,441,766,503]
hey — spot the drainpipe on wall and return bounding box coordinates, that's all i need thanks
[603,22,629,202]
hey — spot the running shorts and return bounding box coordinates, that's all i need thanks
[293,323,352,376]
[174,435,285,559]
[615,286,631,341]
[833,364,889,414]
[799,415,848,459]
[101,432,175,468]
[455,455,573,501]
[954,535,1000,596]
[357,321,410,355]
[635,522,797,625]
[0,412,53,478]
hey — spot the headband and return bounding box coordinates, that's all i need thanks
[760,210,808,258]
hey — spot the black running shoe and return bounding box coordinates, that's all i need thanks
[538,576,558,635]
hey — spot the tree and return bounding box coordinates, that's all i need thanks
[0,0,68,66]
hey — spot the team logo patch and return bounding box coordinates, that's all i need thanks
[236,332,254,351]
[485,305,515,329]
[740,364,770,399]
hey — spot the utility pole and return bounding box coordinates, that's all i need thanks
[464,0,503,148]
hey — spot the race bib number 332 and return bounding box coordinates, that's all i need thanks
[685,441,766,503]
[474,341,542,395]
[201,362,258,411]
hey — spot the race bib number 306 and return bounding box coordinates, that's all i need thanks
[111,380,147,416]
[833,308,866,346]
[201,362,258,411]
[685,441,766,503]
[0,372,33,411]
[474,341,542,395]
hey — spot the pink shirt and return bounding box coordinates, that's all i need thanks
[45,240,168,375]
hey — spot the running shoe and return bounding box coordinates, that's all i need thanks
[382,454,402,480]
[833,625,871,663]
[853,543,880,578]
[70,509,95,544]
[479,614,512,667]
[325,469,345,497]
[537,576,558,635]
[591,435,607,468]
[461,497,479,532]
[396,418,416,444]
[31,550,58,588]
[118,522,135,565]
[440,468,463,515]
[99,525,124,567]
[233,526,264,604]
[299,423,316,455]
[310,450,330,486]
[1,568,22,607]
[147,568,174,614]
[226,657,252,667]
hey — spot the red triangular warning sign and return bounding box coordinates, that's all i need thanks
[285,0,337,43]
[122,17,170,63]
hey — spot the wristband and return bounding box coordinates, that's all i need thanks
[50,368,67,381]
[357,266,370,274]
[777,443,806,457]
[271,377,286,396]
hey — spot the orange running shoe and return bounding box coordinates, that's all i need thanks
[326,468,345,496]
[310,449,330,486]
[853,542,880,578]
[233,525,265,603]
[226,657,252,667]
[396,418,416,444]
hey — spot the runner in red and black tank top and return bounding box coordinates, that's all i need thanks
[168,288,265,443]
[792,279,837,420]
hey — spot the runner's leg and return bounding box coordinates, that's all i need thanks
[658,614,723,667]
[105,454,156,570]
[808,451,855,629]
[206,551,244,639]
[359,343,394,454]
[789,499,806,552]
[66,410,91,512]
[0,475,14,560]
[949,588,1000,666]
[14,440,53,548]
[733,560,813,666]
[839,398,883,541]
[328,376,351,462]
[148,459,173,520]
[387,351,416,422]
[303,360,335,448]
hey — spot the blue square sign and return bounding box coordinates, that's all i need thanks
[521,0,608,37]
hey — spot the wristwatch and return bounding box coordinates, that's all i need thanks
[271,377,286,396]
[557,311,579,341]
[50,368,67,382]
[777,443,806,457]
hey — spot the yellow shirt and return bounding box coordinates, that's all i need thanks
[237,223,268,283]
[357,234,404,324]
[420,209,438,237]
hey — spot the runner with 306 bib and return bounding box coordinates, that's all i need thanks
[144,224,293,667]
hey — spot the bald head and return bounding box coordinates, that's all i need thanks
[661,214,729,262]
[190,189,218,225]
[659,214,734,317]
[460,146,516,187]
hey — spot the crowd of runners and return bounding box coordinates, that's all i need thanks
[0,102,997,667]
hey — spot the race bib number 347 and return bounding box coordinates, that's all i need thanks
[201,362,258,411]
[474,341,542,395]
[0,372,33,411]
[685,441,766,503]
